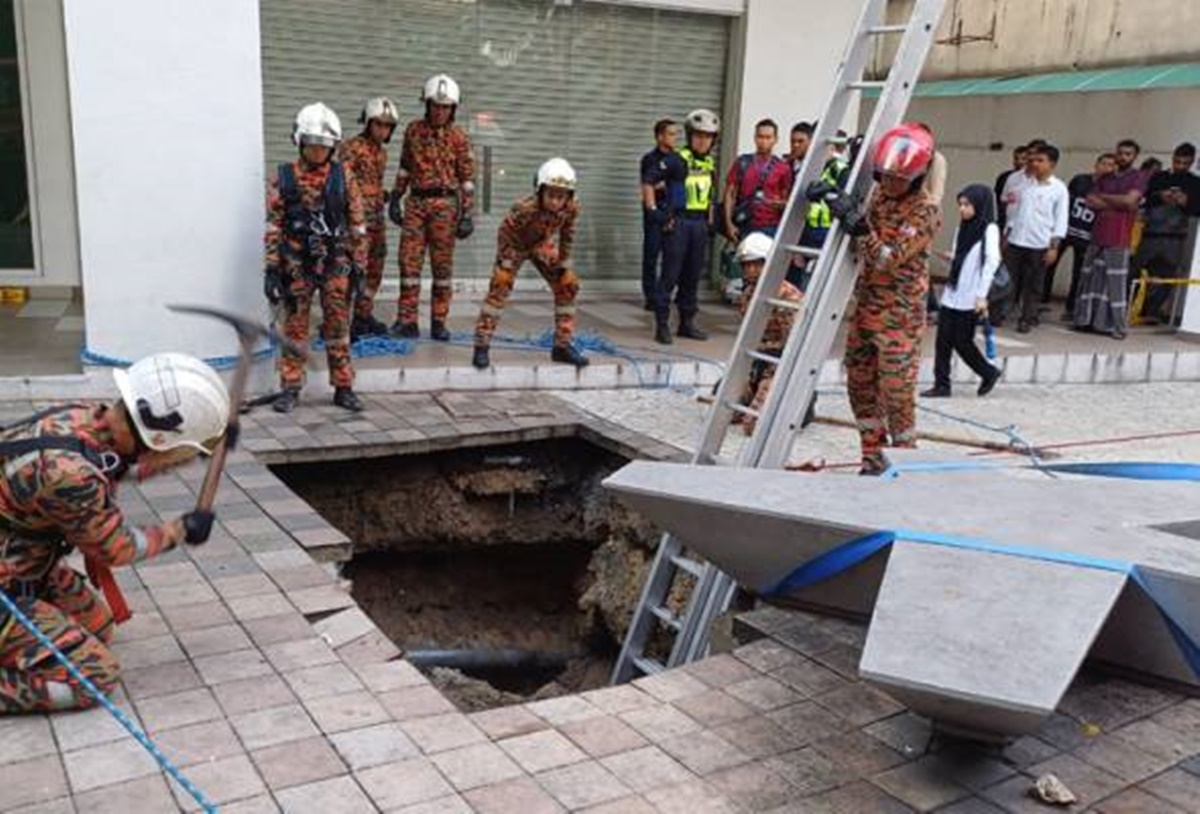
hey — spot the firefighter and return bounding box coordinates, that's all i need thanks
[836,123,939,474]
[732,232,803,435]
[0,353,226,713]
[264,102,367,414]
[472,158,588,370]
[656,108,720,345]
[389,74,477,341]
[339,96,400,339]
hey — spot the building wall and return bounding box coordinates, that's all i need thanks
[733,0,866,154]
[883,0,1200,80]
[62,0,266,361]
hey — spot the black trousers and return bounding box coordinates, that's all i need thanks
[642,212,665,303]
[1008,245,1047,325]
[657,216,708,322]
[933,306,996,391]
[1059,236,1090,313]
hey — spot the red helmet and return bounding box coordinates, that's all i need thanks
[873,123,934,181]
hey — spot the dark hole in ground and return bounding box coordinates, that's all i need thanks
[271,435,650,709]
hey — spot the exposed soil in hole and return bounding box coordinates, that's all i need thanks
[272,436,659,710]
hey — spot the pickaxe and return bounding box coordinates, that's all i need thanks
[168,304,307,518]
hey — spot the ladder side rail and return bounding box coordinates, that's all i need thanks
[610,534,685,684]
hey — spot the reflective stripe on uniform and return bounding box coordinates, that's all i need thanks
[678,148,716,213]
[480,303,503,317]
[554,305,577,317]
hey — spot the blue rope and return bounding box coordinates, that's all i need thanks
[0,587,217,813]
[80,345,274,372]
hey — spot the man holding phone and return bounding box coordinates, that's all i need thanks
[1135,142,1200,323]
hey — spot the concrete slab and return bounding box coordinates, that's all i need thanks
[602,459,1200,737]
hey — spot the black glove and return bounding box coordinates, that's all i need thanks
[455,212,474,240]
[264,268,285,306]
[841,209,869,237]
[388,193,403,226]
[827,192,860,222]
[805,180,838,203]
[182,510,215,546]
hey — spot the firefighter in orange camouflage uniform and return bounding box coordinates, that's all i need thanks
[834,123,938,474]
[264,102,368,414]
[472,158,589,370]
[338,96,399,339]
[1,353,226,713]
[732,233,803,435]
[389,74,476,341]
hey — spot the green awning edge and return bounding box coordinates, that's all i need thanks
[862,62,1200,99]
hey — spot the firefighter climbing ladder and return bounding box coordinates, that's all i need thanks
[612,0,950,684]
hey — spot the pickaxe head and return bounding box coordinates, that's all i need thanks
[168,304,307,358]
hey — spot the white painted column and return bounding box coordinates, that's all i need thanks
[734,0,867,154]
[63,0,265,363]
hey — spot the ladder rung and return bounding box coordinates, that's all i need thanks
[726,401,760,419]
[746,349,780,365]
[783,243,821,258]
[867,24,907,35]
[649,605,682,631]
[766,297,804,311]
[848,80,887,91]
[670,554,705,578]
[632,656,666,676]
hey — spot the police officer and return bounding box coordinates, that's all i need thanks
[264,102,367,414]
[793,130,852,289]
[640,119,683,312]
[339,96,399,339]
[0,353,225,712]
[472,158,587,370]
[389,74,476,341]
[655,108,720,346]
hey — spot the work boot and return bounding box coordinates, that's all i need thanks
[429,321,451,342]
[977,367,1001,397]
[677,320,708,341]
[551,345,589,368]
[920,386,951,398]
[333,387,364,412]
[390,321,419,339]
[654,320,673,346]
[472,345,490,370]
[362,315,388,336]
[272,388,299,414]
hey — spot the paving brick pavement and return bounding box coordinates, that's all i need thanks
[0,390,1199,812]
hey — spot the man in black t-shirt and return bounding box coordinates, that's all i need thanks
[1135,142,1200,322]
[640,119,682,311]
[1055,153,1115,319]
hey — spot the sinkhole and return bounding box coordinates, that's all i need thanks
[270,434,661,710]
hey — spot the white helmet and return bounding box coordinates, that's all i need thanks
[685,108,720,135]
[737,232,774,264]
[422,74,461,106]
[113,353,230,454]
[292,102,342,147]
[359,96,399,126]
[535,158,577,192]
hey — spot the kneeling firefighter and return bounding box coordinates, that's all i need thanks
[0,353,226,713]
[264,102,368,414]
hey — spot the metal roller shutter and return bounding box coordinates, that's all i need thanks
[261,0,729,282]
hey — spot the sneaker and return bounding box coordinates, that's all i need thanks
[677,322,708,341]
[390,321,419,339]
[920,387,951,398]
[654,322,673,345]
[977,367,1001,397]
[333,387,363,412]
[430,322,451,342]
[551,345,589,368]
[1112,330,1127,341]
[272,388,299,414]
[472,346,490,369]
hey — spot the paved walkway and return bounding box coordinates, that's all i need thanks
[2,391,1200,813]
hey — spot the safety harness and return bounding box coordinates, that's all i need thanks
[278,160,348,271]
[0,406,132,629]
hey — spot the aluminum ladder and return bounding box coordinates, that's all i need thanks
[611,0,949,684]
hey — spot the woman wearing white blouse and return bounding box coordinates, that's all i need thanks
[922,185,1003,398]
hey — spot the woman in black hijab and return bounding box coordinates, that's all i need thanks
[922,184,1003,397]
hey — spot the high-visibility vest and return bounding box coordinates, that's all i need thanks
[678,147,716,213]
[806,156,850,230]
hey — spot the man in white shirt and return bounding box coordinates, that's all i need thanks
[1003,143,1069,333]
